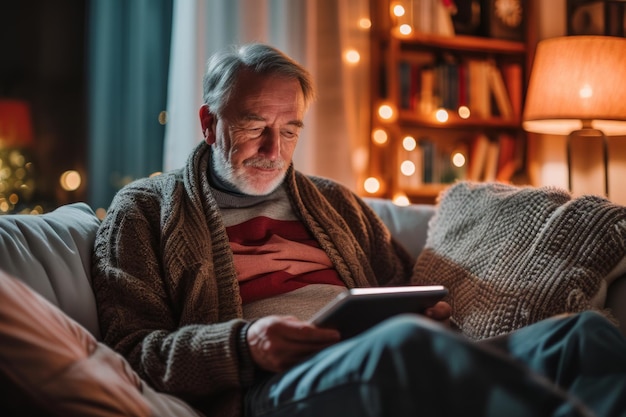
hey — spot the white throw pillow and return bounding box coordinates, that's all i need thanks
[0,203,101,338]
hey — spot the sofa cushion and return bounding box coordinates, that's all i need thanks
[412,181,626,340]
[0,270,154,416]
[364,197,436,261]
[0,203,101,338]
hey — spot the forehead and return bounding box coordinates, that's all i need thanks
[226,70,306,116]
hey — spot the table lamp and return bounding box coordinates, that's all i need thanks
[522,35,626,197]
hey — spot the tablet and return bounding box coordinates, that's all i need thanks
[309,285,448,339]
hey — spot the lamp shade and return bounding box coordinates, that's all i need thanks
[523,36,626,136]
[0,100,34,147]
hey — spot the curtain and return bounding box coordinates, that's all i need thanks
[163,0,371,193]
[87,0,173,210]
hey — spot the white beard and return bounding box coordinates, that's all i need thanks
[212,144,287,196]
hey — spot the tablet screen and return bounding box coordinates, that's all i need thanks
[309,285,448,339]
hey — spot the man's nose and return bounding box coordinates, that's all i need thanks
[258,129,281,160]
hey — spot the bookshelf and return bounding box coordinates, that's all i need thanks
[367,0,532,204]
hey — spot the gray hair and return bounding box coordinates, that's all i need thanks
[202,43,316,115]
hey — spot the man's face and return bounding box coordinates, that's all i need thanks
[201,70,306,196]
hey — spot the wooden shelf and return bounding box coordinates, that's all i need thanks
[397,110,521,129]
[367,0,532,205]
[391,30,527,55]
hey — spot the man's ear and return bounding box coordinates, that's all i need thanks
[199,105,217,145]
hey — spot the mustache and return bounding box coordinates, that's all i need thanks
[243,157,285,170]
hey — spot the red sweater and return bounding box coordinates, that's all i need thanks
[217,186,344,304]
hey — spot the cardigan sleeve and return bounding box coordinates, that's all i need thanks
[91,178,256,407]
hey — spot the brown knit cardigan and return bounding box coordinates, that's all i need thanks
[91,141,414,416]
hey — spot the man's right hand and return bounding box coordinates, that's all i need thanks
[246,315,341,373]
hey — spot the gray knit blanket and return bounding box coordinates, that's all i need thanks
[412,181,626,340]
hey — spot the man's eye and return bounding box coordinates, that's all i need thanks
[281,130,298,140]
[247,128,264,137]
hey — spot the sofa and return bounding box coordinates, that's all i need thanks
[1,188,625,341]
[1,183,626,414]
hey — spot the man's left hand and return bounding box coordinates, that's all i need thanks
[424,301,452,326]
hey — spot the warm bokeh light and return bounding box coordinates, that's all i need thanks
[9,151,25,166]
[400,160,416,176]
[158,110,168,125]
[363,177,381,194]
[0,148,35,213]
[399,24,412,35]
[29,205,44,215]
[435,108,449,122]
[60,170,81,191]
[579,84,593,99]
[352,146,369,173]
[359,18,372,29]
[345,49,361,64]
[372,129,389,145]
[392,194,411,206]
[95,207,107,220]
[402,135,417,151]
[378,104,394,120]
[452,152,466,167]
[392,4,405,16]
[458,105,471,119]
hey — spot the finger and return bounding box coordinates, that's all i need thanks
[246,316,339,372]
[424,301,452,321]
[283,322,341,344]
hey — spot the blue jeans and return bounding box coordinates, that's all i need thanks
[244,312,626,417]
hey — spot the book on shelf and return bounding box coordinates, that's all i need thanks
[420,139,435,183]
[419,66,436,114]
[487,60,515,120]
[396,133,521,191]
[500,61,523,118]
[496,132,525,183]
[466,132,522,183]
[467,133,490,181]
[399,61,413,110]
[397,53,435,112]
[483,139,500,182]
[397,57,519,121]
[467,58,491,119]
[457,60,469,109]
[417,139,462,185]
[411,0,455,36]
[410,63,421,111]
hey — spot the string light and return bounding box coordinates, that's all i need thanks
[363,177,381,194]
[0,149,36,213]
[399,24,412,35]
[400,160,416,176]
[372,129,389,145]
[435,108,449,122]
[402,136,417,151]
[392,194,410,206]
[60,170,82,191]
[345,49,361,64]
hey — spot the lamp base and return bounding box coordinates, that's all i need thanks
[567,127,609,197]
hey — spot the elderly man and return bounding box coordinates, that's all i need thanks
[92,43,626,417]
